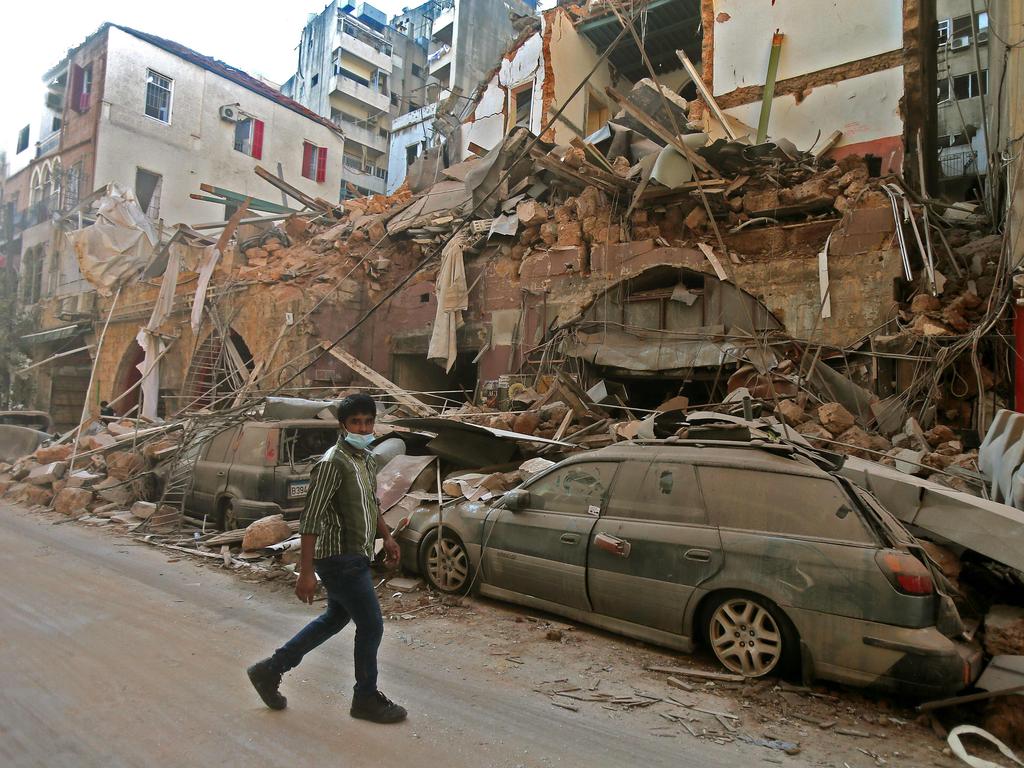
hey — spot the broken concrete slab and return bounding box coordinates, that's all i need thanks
[129,501,157,520]
[28,461,66,486]
[387,577,423,592]
[53,487,95,516]
[985,606,1024,657]
[818,403,855,436]
[94,477,134,506]
[66,470,105,488]
[893,449,926,475]
[242,514,292,551]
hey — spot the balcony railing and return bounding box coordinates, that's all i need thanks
[36,131,60,158]
[331,74,391,112]
[939,149,979,179]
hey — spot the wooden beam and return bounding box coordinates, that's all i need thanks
[675,49,739,141]
[319,341,438,417]
[15,345,94,377]
[254,166,324,211]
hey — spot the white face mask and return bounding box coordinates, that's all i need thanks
[344,432,374,450]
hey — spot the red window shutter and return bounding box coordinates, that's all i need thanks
[251,120,264,160]
[302,141,314,179]
[316,146,328,183]
[70,65,84,113]
[79,91,91,112]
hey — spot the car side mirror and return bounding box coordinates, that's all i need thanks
[504,488,530,511]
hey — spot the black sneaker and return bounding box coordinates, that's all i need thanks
[247,658,287,710]
[350,690,407,723]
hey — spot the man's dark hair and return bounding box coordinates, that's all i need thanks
[337,394,376,423]
[100,401,109,407]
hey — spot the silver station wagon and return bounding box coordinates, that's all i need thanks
[397,440,979,696]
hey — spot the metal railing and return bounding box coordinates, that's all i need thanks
[939,149,979,179]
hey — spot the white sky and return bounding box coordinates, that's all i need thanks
[0,0,414,163]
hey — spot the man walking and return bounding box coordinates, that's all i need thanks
[246,394,407,723]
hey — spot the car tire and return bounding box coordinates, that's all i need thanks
[419,528,472,595]
[703,591,797,679]
[220,498,239,531]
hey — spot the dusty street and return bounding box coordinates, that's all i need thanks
[0,500,801,768]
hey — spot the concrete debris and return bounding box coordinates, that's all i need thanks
[984,606,1024,657]
[241,514,293,552]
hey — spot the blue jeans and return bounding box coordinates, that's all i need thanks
[270,554,383,696]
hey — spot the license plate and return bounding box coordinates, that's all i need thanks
[288,480,309,498]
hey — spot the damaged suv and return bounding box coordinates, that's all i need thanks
[398,439,980,696]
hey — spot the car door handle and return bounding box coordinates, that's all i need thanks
[684,548,712,563]
[594,533,631,557]
[217,471,226,476]
[560,533,580,545]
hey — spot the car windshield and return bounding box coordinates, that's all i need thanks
[281,428,337,466]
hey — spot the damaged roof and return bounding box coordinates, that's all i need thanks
[577,0,702,82]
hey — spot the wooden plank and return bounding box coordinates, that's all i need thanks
[917,684,1024,712]
[604,86,718,177]
[675,49,739,141]
[254,165,324,211]
[319,341,438,417]
[196,185,296,214]
[646,665,746,683]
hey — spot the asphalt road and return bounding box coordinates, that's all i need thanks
[0,502,794,768]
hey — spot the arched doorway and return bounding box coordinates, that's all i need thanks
[112,341,146,416]
[180,327,256,411]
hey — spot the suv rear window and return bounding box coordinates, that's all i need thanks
[281,427,337,466]
[698,467,875,544]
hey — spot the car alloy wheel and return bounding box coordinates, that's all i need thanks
[708,597,783,677]
[423,530,470,593]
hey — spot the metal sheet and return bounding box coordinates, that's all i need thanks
[376,455,436,513]
[390,417,575,448]
[565,328,726,372]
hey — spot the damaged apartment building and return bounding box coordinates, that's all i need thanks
[3,0,1023,469]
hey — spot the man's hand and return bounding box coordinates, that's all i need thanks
[295,571,317,604]
[383,535,400,568]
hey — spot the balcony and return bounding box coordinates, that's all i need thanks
[939,149,980,179]
[432,6,455,45]
[341,165,387,195]
[331,74,391,112]
[428,44,452,77]
[36,130,60,159]
[336,119,389,153]
[339,29,392,72]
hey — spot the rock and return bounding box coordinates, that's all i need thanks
[922,452,954,470]
[890,432,912,448]
[143,438,179,461]
[23,486,54,507]
[34,444,73,464]
[129,501,157,520]
[919,540,962,582]
[984,605,1024,656]
[387,577,423,592]
[242,514,293,552]
[94,477,135,506]
[795,422,832,448]
[925,425,956,447]
[817,402,855,436]
[936,440,963,456]
[0,480,13,495]
[512,411,541,436]
[66,470,105,488]
[516,200,548,226]
[836,426,875,458]
[91,502,124,518]
[80,433,117,451]
[893,449,926,475]
[910,294,942,313]
[775,399,806,425]
[984,698,1024,749]
[904,417,932,452]
[869,434,892,452]
[546,629,564,642]
[683,206,707,231]
[10,462,33,481]
[105,450,144,480]
[53,487,95,515]
[912,316,953,336]
[28,461,66,486]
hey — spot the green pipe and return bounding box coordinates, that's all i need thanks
[756,30,785,145]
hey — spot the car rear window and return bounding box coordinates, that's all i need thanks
[525,461,617,516]
[281,427,337,465]
[607,461,706,524]
[698,467,876,544]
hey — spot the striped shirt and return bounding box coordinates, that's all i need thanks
[298,436,380,560]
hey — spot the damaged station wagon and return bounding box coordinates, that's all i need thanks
[187,420,338,529]
[398,440,980,696]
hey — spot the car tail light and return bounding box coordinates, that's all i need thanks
[265,428,279,464]
[876,550,934,595]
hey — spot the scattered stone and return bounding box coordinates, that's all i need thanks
[835,426,875,458]
[24,486,54,507]
[94,477,134,506]
[925,425,956,447]
[34,444,73,464]
[28,461,66,486]
[512,411,541,436]
[242,514,293,551]
[817,403,855,436]
[129,501,158,520]
[53,487,95,516]
[66,470,104,488]
[546,629,564,642]
[795,422,832,448]
[984,605,1024,656]
[775,399,806,425]
[910,294,942,313]
[91,502,125,518]
[387,577,423,592]
[893,449,926,476]
[919,540,962,582]
[105,451,144,481]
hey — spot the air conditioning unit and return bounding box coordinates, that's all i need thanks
[950,36,970,50]
[219,104,241,122]
[977,29,988,44]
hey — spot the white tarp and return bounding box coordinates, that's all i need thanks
[190,245,221,334]
[67,185,159,296]
[133,244,182,420]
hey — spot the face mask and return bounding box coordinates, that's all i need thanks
[344,432,374,450]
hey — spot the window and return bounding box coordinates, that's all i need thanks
[698,467,875,543]
[64,162,82,210]
[71,63,93,112]
[339,68,369,87]
[391,92,400,107]
[135,168,163,219]
[203,428,238,463]
[585,92,610,136]
[952,70,988,100]
[937,78,950,103]
[16,125,29,154]
[20,247,44,305]
[378,127,389,139]
[411,63,423,77]
[406,143,419,166]
[607,462,706,524]
[52,117,62,132]
[302,141,328,182]
[343,153,363,171]
[524,462,617,516]
[145,69,173,123]
[311,73,319,87]
[936,18,951,45]
[511,82,534,129]
[281,427,337,465]
[233,117,264,159]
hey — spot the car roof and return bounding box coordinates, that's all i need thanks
[575,440,831,480]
